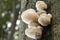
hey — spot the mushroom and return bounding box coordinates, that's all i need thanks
[38,13,52,26]
[36,1,47,11]
[21,9,39,24]
[25,26,43,39]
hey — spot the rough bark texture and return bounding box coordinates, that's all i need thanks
[51,0,60,40]
[19,0,60,40]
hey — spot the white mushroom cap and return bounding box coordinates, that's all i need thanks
[36,1,47,11]
[25,26,43,39]
[21,9,39,24]
[38,13,52,26]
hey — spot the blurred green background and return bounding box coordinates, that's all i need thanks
[0,0,20,40]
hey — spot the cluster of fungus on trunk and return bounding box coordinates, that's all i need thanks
[36,1,52,26]
[21,1,52,39]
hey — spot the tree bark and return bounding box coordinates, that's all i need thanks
[19,0,60,40]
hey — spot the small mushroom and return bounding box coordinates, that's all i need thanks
[25,26,43,39]
[36,1,47,11]
[21,9,39,24]
[38,13,52,26]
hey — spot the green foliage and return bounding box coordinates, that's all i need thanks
[0,0,20,40]
[0,0,13,13]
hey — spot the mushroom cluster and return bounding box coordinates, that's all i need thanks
[21,1,52,39]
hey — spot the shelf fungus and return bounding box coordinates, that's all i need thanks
[38,13,52,26]
[21,9,39,24]
[36,1,47,11]
[25,26,43,39]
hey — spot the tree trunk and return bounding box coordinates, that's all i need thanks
[19,0,60,40]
